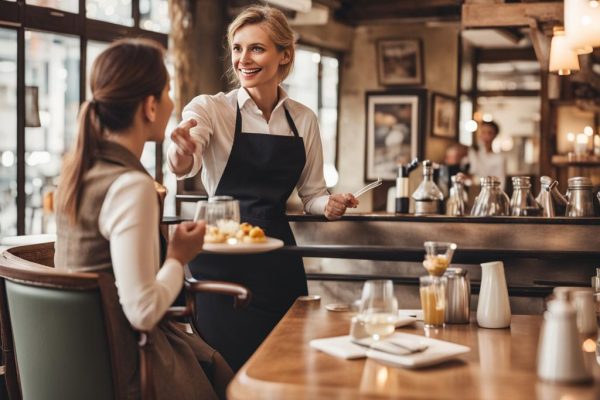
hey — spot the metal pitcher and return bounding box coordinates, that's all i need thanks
[535,176,567,218]
[565,177,595,217]
[471,176,511,216]
[510,176,541,216]
[444,268,470,324]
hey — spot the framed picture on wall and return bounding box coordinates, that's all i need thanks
[431,92,457,139]
[376,38,424,86]
[365,90,426,181]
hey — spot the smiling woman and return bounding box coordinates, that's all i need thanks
[165,5,358,372]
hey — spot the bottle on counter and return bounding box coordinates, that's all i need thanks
[412,160,444,216]
[446,173,468,216]
[470,176,510,216]
[510,176,541,216]
[395,158,419,214]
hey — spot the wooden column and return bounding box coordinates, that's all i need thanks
[169,0,228,117]
[169,0,228,195]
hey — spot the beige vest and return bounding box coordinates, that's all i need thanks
[54,141,231,400]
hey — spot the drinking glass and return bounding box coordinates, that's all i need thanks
[423,241,457,276]
[356,280,399,341]
[420,276,447,328]
[194,196,240,240]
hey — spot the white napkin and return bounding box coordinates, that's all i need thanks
[309,335,367,359]
[310,333,470,368]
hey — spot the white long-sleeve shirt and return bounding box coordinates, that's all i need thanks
[98,171,183,331]
[167,87,329,215]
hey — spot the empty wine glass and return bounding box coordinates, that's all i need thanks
[356,280,399,341]
[194,196,240,241]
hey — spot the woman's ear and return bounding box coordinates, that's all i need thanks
[280,48,291,66]
[143,95,157,123]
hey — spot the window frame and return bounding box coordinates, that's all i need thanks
[0,0,168,234]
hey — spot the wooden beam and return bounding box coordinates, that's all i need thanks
[478,47,537,63]
[528,17,550,72]
[462,2,563,28]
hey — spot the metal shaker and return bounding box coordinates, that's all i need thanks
[565,177,595,217]
[444,268,470,324]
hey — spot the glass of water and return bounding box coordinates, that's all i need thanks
[356,280,399,341]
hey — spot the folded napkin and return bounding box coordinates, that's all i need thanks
[310,333,470,368]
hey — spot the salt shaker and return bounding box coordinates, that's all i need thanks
[537,297,591,383]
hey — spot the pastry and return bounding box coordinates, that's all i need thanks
[242,226,267,243]
[204,225,227,243]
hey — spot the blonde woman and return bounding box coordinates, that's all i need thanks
[167,5,358,370]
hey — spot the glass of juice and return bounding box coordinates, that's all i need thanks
[423,241,457,276]
[357,280,399,340]
[420,275,447,328]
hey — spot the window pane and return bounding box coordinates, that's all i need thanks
[26,0,78,13]
[284,48,319,113]
[477,61,540,91]
[86,40,109,99]
[25,31,80,234]
[320,55,338,169]
[0,28,17,238]
[86,0,134,27]
[140,0,170,33]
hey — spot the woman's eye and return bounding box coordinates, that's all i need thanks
[252,47,264,53]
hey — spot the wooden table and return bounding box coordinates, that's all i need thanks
[228,300,600,399]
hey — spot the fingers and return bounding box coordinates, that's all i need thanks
[170,118,198,156]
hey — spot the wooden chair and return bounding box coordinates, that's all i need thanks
[0,242,250,400]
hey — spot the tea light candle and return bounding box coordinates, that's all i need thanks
[575,133,589,155]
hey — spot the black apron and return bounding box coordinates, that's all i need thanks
[189,102,308,371]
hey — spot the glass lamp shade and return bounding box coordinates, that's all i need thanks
[565,0,600,52]
[549,27,581,75]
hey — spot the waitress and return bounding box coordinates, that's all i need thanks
[167,5,358,371]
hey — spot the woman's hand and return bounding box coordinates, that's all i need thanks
[170,118,198,156]
[169,118,198,175]
[166,221,205,266]
[324,193,359,220]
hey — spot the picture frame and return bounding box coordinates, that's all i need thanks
[430,92,457,139]
[377,38,424,86]
[365,90,426,182]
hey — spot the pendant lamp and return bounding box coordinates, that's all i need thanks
[549,27,580,75]
[565,0,600,53]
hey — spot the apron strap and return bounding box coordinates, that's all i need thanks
[283,107,300,138]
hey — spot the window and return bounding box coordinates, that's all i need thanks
[25,31,80,234]
[0,28,17,236]
[1,0,169,237]
[285,45,340,188]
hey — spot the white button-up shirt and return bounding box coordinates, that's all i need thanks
[167,87,329,215]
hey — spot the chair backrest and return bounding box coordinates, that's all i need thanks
[0,243,138,400]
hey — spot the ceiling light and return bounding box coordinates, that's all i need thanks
[565,0,600,53]
[549,26,580,76]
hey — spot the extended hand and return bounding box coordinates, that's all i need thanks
[170,118,198,157]
[324,193,359,220]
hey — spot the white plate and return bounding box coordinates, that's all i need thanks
[202,237,284,254]
[366,332,470,369]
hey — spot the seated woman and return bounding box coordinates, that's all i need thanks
[53,38,231,400]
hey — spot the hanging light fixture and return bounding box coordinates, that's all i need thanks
[565,0,600,53]
[549,26,581,75]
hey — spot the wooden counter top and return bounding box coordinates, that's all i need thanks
[228,301,600,399]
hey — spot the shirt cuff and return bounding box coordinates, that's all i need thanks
[167,145,201,180]
[156,257,185,293]
[305,194,330,215]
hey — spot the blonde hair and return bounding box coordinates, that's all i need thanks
[226,5,295,86]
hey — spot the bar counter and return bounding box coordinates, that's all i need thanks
[284,213,600,315]
[228,300,600,399]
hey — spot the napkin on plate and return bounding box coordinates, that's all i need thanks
[310,333,470,368]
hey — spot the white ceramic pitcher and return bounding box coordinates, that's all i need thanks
[477,261,511,328]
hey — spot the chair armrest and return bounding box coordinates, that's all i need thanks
[185,279,251,309]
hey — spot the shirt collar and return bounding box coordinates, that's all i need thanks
[236,86,289,111]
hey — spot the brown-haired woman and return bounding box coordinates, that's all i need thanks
[54,38,231,399]
[167,5,359,371]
